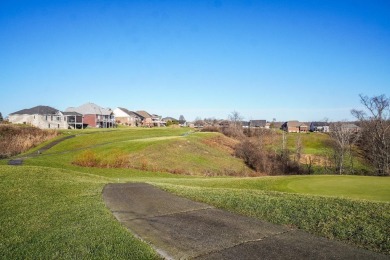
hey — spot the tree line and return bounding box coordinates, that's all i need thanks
[216,94,390,176]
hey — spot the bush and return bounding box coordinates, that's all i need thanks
[235,138,307,175]
[0,125,58,158]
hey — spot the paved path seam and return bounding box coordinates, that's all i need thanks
[103,183,388,260]
[193,229,294,259]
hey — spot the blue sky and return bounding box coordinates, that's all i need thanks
[1,0,389,121]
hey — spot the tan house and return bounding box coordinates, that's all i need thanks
[135,110,154,127]
[281,121,308,133]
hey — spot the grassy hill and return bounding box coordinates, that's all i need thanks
[1,128,389,257]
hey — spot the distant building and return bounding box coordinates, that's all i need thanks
[310,122,330,132]
[341,123,361,133]
[281,121,308,133]
[114,107,142,127]
[249,120,267,128]
[66,103,115,128]
[134,111,165,127]
[9,105,84,129]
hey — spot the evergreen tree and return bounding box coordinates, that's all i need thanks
[0,112,3,122]
[179,115,186,124]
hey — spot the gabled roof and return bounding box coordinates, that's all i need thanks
[287,121,304,127]
[117,107,141,118]
[136,110,152,118]
[66,103,112,116]
[342,123,360,129]
[10,105,58,115]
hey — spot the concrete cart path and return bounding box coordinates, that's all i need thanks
[103,183,387,260]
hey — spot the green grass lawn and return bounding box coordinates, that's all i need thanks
[0,165,158,259]
[1,128,389,256]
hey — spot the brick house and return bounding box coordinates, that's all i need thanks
[66,103,115,128]
[281,121,308,133]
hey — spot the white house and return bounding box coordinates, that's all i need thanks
[8,105,84,129]
[113,107,142,126]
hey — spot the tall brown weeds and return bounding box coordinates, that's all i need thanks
[0,124,59,158]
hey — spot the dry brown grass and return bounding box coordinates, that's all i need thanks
[201,135,239,154]
[0,124,59,158]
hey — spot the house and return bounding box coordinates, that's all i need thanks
[151,114,165,127]
[219,120,230,128]
[281,121,308,133]
[8,105,84,129]
[135,111,153,127]
[310,122,330,132]
[66,103,115,128]
[249,120,267,128]
[113,107,142,127]
[163,117,178,123]
[163,117,179,126]
[341,123,361,133]
[241,121,250,128]
[134,111,164,127]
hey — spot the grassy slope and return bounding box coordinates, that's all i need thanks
[286,132,331,155]
[0,166,158,259]
[1,128,389,256]
[24,129,252,177]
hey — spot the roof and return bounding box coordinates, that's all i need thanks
[66,103,112,115]
[10,105,58,115]
[163,117,178,121]
[286,121,300,127]
[118,107,141,118]
[136,110,152,118]
[311,122,330,127]
[250,120,267,127]
[241,121,250,127]
[62,111,82,116]
[342,123,360,129]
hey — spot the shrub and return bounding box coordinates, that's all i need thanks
[235,138,307,175]
[0,125,58,158]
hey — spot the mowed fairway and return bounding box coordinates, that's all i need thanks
[1,128,389,257]
[274,175,390,202]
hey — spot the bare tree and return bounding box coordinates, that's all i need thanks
[194,117,204,128]
[227,111,244,138]
[295,132,303,163]
[329,121,360,174]
[351,94,390,176]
